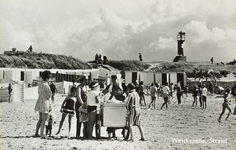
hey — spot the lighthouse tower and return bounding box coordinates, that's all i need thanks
[173,31,186,62]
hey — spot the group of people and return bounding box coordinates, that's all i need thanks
[34,71,145,141]
[95,54,108,65]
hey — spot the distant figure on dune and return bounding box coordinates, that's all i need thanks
[211,57,213,64]
[103,55,108,64]
[95,53,99,64]
[139,53,143,61]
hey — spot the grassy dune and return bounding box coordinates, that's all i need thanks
[0,53,235,78]
[0,53,91,69]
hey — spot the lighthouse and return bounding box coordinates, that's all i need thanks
[173,31,186,62]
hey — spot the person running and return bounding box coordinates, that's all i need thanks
[192,84,199,107]
[148,83,157,109]
[218,89,232,123]
[125,83,145,141]
[138,81,146,106]
[201,84,208,109]
[34,70,52,139]
[161,83,170,110]
[56,87,77,138]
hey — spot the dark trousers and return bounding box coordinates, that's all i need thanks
[177,93,182,104]
[161,97,168,110]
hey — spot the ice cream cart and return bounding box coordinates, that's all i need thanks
[95,102,129,138]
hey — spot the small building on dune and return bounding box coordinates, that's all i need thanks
[124,71,186,87]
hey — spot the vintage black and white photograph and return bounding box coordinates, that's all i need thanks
[0,0,236,149]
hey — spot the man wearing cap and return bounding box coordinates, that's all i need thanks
[102,74,125,138]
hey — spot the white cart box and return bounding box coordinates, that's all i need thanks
[102,103,127,127]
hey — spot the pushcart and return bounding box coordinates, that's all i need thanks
[95,102,129,139]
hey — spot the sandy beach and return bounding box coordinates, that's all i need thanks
[0,93,235,150]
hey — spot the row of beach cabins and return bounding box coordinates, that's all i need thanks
[0,68,186,102]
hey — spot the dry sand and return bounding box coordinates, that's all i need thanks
[0,93,235,150]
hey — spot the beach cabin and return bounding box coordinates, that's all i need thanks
[1,68,100,100]
[0,79,24,102]
[125,71,186,87]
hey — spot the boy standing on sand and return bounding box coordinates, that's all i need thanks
[125,83,145,141]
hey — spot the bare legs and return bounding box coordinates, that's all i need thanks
[129,124,144,141]
[56,113,73,137]
[218,103,231,123]
[192,96,197,106]
[35,112,48,137]
[149,97,156,109]
[87,110,97,139]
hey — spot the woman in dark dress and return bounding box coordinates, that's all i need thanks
[76,75,89,138]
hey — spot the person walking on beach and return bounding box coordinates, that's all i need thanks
[125,83,145,141]
[34,70,52,139]
[169,83,174,100]
[218,89,232,123]
[201,84,208,109]
[56,87,77,138]
[76,75,89,138]
[8,83,13,103]
[192,84,199,107]
[176,82,182,105]
[49,82,57,103]
[138,81,146,106]
[148,83,157,109]
[161,83,170,110]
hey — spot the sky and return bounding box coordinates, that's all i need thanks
[0,0,235,62]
